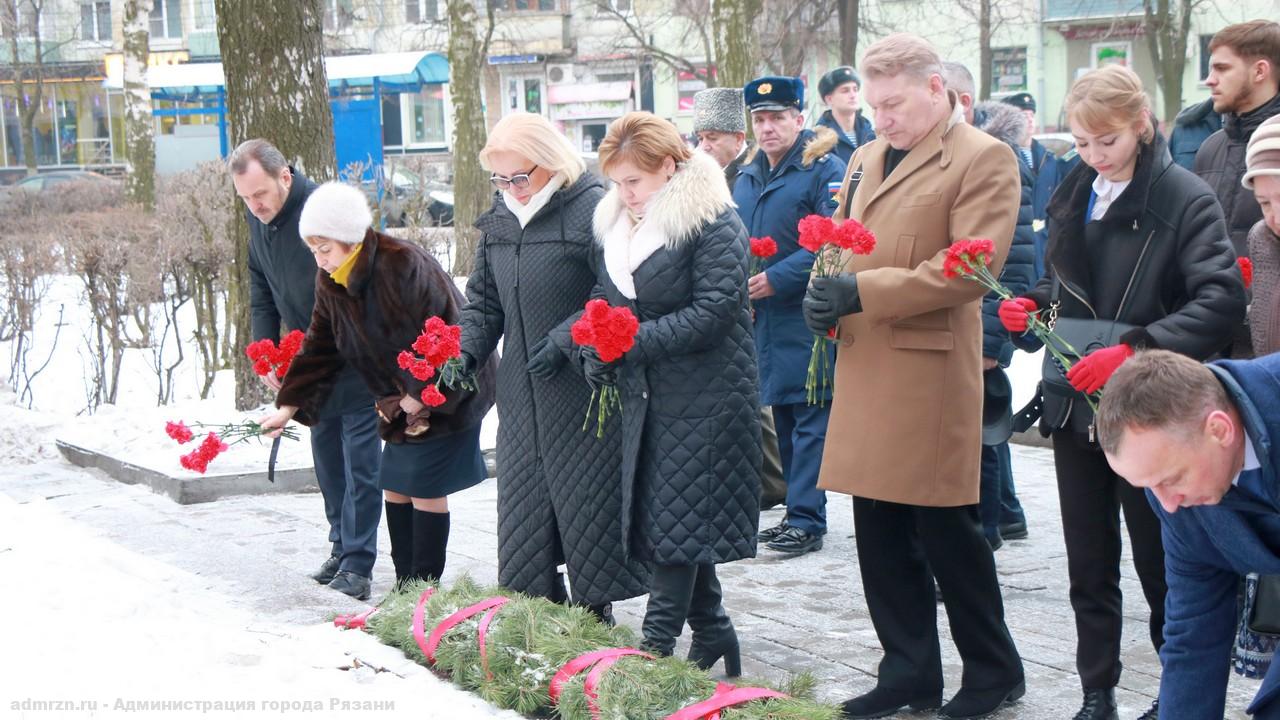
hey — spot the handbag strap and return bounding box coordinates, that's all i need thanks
[839,163,864,220]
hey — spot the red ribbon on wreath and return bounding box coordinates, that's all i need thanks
[549,648,656,720]
[410,589,511,676]
[334,606,378,630]
[664,682,788,720]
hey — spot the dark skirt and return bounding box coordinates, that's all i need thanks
[378,424,487,498]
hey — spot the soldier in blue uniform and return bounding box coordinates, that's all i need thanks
[814,66,876,165]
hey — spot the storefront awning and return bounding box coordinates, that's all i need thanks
[547,82,632,105]
[103,51,449,98]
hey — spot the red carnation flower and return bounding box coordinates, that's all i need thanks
[943,238,997,279]
[253,359,273,376]
[409,359,436,382]
[165,421,194,444]
[570,316,595,346]
[1239,257,1254,289]
[832,218,876,255]
[397,351,415,370]
[797,215,835,253]
[420,384,447,407]
[750,237,778,258]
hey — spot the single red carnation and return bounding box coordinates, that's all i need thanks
[253,358,273,376]
[584,298,611,324]
[1239,257,1254,289]
[943,238,996,279]
[165,421,194,444]
[797,215,835,253]
[750,237,778,258]
[420,384,447,407]
[245,339,275,362]
[397,351,414,370]
[832,219,876,255]
[570,317,595,346]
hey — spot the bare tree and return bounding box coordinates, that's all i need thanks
[757,0,837,77]
[593,0,716,87]
[711,0,763,89]
[216,0,336,410]
[835,0,860,67]
[1,0,49,175]
[122,0,156,209]
[446,0,495,277]
[1144,0,1213,123]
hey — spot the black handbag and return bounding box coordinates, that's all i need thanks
[1248,574,1280,635]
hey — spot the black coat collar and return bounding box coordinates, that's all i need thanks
[1047,131,1172,228]
[1225,92,1280,142]
[268,166,310,230]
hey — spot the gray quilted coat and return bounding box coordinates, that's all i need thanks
[460,173,650,605]
[571,151,762,565]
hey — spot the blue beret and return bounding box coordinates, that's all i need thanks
[744,76,804,112]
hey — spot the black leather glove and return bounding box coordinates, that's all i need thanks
[525,337,567,379]
[803,273,862,335]
[458,352,478,376]
[579,346,618,389]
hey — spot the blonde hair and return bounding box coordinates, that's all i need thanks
[1064,65,1155,143]
[860,33,944,81]
[597,112,693,175]
[479,112,584,184]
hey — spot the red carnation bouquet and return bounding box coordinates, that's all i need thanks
[165,419,299,474]
[943,237,1097,412]
[246,330,305,379]
[1239,257,1254,290]
[570,299,640,438]
[797,214,876,406]
[397,316,474,409]
[749,236,778,276]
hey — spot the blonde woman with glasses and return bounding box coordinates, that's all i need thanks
[457,112,650,622]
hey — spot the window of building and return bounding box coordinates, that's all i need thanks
[676,64,711,111]
[324,0,355,30]
[192,0,216,31]
[150,0,182,39]
[1,3,40,39]
[505,77,542,115]
[1199,33,1214,82]
[991,46,1028,94]
[384,86,447,149]
[81,1,111,42]
[405,0,438,23]
[595,0,630,12]
[490,0,557,12]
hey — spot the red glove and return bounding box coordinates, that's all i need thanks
[998,298,1038,333]
[1066,344,1134,394]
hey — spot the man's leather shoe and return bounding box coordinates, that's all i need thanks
[328,571,372,601]
[311,554,340,585]
[998,520,1029,540]
[757,519,789,543]
[841,686,941,719]
[1071,688,1117,720]
[766,526,823,555]
[938,680,1025,718]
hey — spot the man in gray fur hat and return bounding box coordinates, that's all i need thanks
[693,87,750,190]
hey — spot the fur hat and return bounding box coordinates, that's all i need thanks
[298,182,373,245]
[693,87,746,134]
[818,66,860,100]
[1243,114,1280,190]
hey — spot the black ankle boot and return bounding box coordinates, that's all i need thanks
[384,501,414,587]
[685,564,741,677]
[586,602,616,626]
[841,686,942,719]
[411,508,449,583]
[640,565,698,657]
[1071,688,1118,720]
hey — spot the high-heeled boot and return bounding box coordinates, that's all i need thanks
[384,500,414,587]
[685,564,741,676]
[639,565,698,657]
[411,508,449,583]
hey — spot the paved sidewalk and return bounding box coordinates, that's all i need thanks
[1,443,1261,718]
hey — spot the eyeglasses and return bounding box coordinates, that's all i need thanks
[489,166,539,190]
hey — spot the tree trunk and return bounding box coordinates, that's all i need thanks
[447,0,488,277]
[1144,0,1192,124]
[122,0,156,210]
[836,0,859,67]
[978,0,993,100]
[712,0,762,90]
[215,0,336,410]
[3,0,44,175]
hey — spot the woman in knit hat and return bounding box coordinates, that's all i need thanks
[1245,113,1280,356]
[260,181,497,596]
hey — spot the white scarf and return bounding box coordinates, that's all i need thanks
[601,195,666,300]
[503,173,567,228]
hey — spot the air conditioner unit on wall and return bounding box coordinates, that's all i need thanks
[547,64,575,84]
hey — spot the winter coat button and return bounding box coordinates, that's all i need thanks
[642,391,649,399]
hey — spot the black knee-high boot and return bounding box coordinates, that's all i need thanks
[685,564,741,676]
[384,500,414,586]
[411,509,450,583]
[640,565,699,657]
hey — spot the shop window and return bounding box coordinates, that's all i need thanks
[408,85,446,146]
[150,0,182,39]
[991,47,1028,94]
[490,0,557,12]
[80,1,111,42]
[405,0,438,23]
[676,64,712,111]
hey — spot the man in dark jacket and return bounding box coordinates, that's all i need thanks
[228,139,382,600]
[692,88,786,510]
[733,76,847,556]
[1170,98,1223,170]
[947,61,1037,549]
[814,65,875,166]
[1098,350,1280,720]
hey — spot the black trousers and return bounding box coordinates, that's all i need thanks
[854,496,1023,693]
[1051,431,1167,689]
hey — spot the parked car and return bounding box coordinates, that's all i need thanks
[361,166,453,228]
[0,170,116,196]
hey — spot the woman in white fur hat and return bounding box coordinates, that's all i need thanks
[260,181,496,598]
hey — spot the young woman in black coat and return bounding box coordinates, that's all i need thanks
[580,112,762,674]
[261,182,496,599]
[999,65,1246,720]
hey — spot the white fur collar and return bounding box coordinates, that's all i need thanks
[594,151,732,299]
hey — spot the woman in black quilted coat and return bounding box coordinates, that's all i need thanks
[459,112,650,619]
[576,112,762,675]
